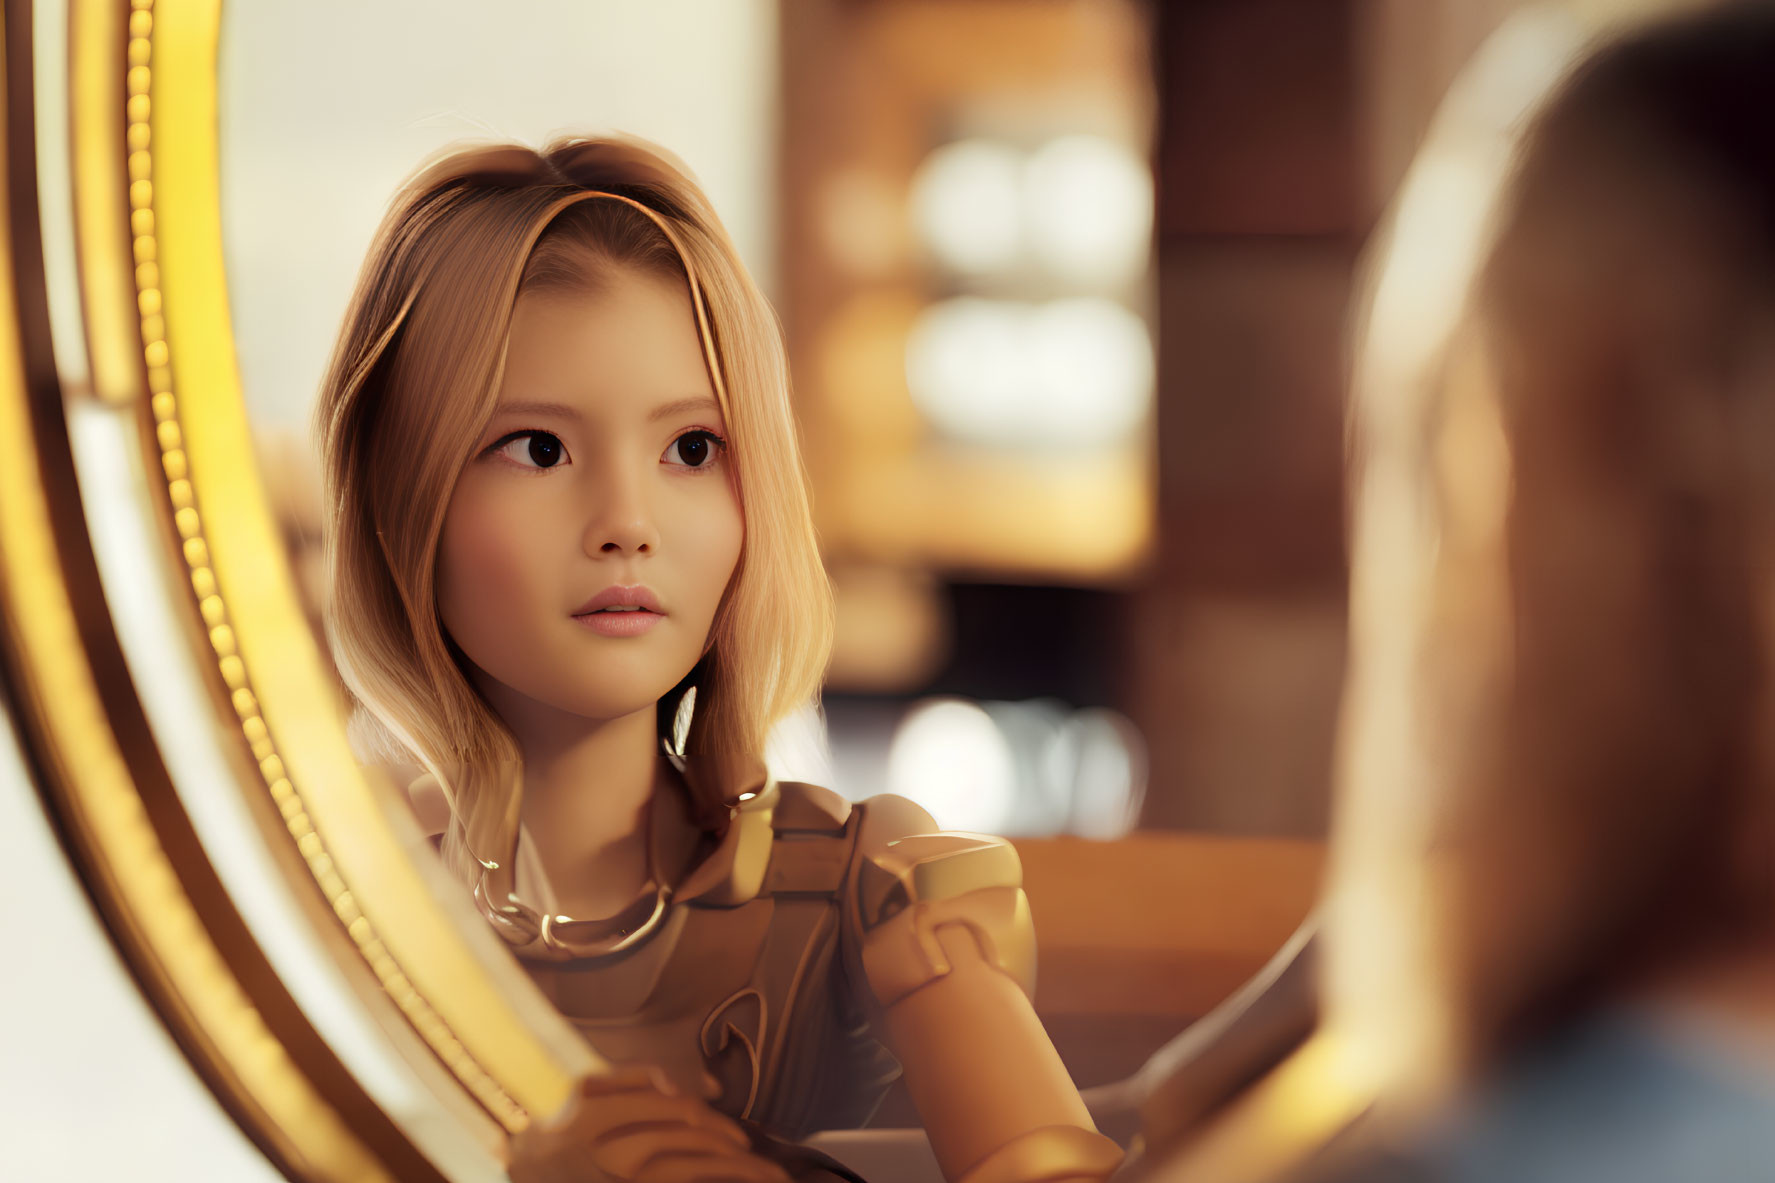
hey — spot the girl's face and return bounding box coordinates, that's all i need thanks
[437,265,743,730]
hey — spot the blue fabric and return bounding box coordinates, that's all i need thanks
[1346,1011,1775,1182]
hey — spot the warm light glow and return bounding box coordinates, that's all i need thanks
[904,296,1152,448]
[1027,298,1153,442]
[1050,709,1146,839]
[831,446,1151,577]
[910,134,1153,284]
[1024,134,1152,286]
[909,139,1025,275]
[904,297,1022,439]
[886,698,1017,832]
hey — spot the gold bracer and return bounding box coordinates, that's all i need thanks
[851,827,1124,1183]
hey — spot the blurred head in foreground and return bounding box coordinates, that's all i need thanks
[1297,5,1775,1180]
[1333,0,1775,1123]
[1467,0,1775,1048]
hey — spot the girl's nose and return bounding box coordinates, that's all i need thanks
[582,463,660,556]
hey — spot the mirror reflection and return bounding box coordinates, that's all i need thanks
[309,131,1119,1178]
[207,0,1565,1178]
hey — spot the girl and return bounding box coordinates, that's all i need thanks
[316,136,1120,1183]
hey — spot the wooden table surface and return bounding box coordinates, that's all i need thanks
[1014,832,1324,1019]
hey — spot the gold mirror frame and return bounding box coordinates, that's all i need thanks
[1,2,599,1178]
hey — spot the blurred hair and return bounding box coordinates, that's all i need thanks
[315,136,833,885]
[1450,1,1775,1061]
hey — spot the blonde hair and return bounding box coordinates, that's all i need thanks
[315,136,833,885]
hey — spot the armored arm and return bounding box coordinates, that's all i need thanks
[849,798,1125,1183]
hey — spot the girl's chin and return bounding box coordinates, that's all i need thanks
[471,647,701,725]
[527,697,674,727]
[550,677,696,724]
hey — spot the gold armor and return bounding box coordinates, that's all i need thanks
[410,755,1123,1181]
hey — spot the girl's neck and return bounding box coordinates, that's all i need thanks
[509,702,659,835]
[476,676,669,917]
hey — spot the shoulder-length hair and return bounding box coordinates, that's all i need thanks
[315,136,833,885]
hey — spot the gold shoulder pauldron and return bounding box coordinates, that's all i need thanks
[855,831,1036,1007]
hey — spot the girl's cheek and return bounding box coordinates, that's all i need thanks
[443,496,528,598]
[697,503,744,590]
[459,486,529,556]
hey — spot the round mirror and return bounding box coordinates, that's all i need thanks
[5,3,1708,1180]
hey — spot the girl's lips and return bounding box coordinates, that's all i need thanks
[574,584,664,615]
[571,609,662,638]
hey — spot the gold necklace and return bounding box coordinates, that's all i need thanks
[473,763,680,960]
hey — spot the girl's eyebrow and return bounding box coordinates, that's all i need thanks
[649,396,721,424]
[490,397,718,424]
[492,399,580,421]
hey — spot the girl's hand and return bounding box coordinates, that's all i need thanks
[508,1066,793,1183]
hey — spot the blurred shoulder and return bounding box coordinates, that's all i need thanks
[1312,1013,1775,1183]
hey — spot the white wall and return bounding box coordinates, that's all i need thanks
[221,1,780,433]
[0,712,284,1182]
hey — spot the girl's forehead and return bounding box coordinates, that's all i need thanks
[498,278,717,412]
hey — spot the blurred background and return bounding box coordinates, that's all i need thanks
[215,0,1554,1132]
[231,0,1533,843]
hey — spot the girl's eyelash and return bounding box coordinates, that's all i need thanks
[679,427,728,447]
[480,427,728,460]
[485,429,545,454]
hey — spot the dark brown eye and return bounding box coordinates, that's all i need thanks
[494,431,567,469]
[527,434,563,467]
[664,430,723,468]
